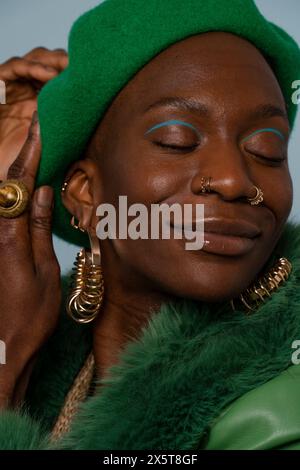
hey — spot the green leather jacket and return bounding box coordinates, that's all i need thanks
[200,365,300,450]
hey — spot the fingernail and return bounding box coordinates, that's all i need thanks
[36,187,54,208]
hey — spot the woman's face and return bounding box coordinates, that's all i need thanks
[83,32,293,302]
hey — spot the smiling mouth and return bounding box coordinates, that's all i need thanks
[168,217,262,256]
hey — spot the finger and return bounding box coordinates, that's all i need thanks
[0,113,41,261]
[0,58,58,82]
[0,185,33,269]
[23,47,69,71]
[7,111,41,194]
[30,186,60,278]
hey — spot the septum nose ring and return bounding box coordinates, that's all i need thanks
[200,176,212,193]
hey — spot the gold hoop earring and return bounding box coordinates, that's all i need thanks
[71,215,86,233]
[66,222,104,324]
[247,186,264,206]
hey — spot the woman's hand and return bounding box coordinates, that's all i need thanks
[0,48,68,177]
[0,112,62,408]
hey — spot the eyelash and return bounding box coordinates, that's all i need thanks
[153,142,286,165]
[153,141,198,152]
[247,152,286,166]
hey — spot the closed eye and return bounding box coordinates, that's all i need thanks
[248,151,286,165]
[153,141,199,152]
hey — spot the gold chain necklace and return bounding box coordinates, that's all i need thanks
[50,256,292,442]
[50,352,95,442]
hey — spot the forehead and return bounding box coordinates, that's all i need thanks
[115,31,286,117]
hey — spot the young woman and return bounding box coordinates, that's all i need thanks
[0,0,300,450]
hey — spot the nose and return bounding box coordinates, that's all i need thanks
[190,142,255,202]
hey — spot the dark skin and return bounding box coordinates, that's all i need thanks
[0,47,68,175]
[0,32,293,402]
[0,48,68,405]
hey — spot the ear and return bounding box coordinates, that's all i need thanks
[61,158,103,231]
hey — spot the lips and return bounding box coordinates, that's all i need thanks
[171,217,262,256]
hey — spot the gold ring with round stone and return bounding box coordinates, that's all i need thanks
[247,186,264,206]
[0,179,30,218]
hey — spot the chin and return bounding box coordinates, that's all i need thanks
[157,255,262,304]
[173,280,251,304]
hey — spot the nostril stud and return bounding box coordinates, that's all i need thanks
[200,176,212,193]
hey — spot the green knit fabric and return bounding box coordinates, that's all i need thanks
[36,0,300,247]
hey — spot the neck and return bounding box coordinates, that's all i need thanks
[92,284,172,381]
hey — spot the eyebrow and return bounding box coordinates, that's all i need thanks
[144,96,209,116]
[143,96,289,129]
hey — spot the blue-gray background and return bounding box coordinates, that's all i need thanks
[0,0,299,273]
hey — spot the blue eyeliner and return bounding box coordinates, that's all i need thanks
[144,119,201,138]
[241,128,286,143]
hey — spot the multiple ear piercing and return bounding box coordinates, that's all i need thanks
[61,180,104,324]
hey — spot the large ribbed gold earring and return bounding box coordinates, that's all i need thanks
[230,257,292,313]
[66,222,104,324]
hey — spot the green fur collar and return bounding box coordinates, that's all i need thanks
[27,221,300,450]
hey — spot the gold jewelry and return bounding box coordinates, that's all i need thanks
[71,215,86,233]
[0,179,29,218]
[61,180,69,193]
[200,176,212,193]
[230,257,292,313]
[50,351,95,441]
[52,255,292,441]
[62,179,86,233]
[247,186,264,206]
[66,227,104,323]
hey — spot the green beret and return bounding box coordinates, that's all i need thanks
[37,0,300,247]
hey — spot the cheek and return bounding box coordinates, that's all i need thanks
[99,153,183,266]
[102,148,183,205]
[265,167,293,223]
